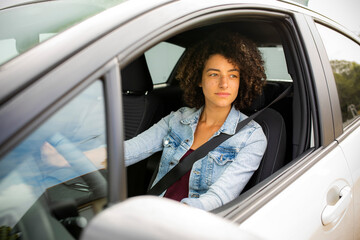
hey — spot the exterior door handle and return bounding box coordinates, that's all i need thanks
[321,186,352,226]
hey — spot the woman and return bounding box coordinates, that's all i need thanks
[125,31,267,211]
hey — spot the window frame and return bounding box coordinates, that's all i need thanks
[114,5,326,220]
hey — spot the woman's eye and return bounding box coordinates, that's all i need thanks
[230,74,238,78]
[209,73,218,77]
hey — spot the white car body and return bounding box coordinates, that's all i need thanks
[0,0,359,239]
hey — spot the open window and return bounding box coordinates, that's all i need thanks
[122,16,314,204]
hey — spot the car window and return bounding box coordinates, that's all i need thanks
[0,0,126,65]
[145,42,185,85]
[0,80,107,239]
[316,24,360,127]
[259,45,292,82]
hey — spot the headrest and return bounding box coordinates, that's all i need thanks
[121,55,153,93]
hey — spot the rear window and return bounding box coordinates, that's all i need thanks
[259,45,292,82]
[144,42,291,85]
[145,42,185,85]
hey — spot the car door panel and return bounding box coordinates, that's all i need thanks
[238,145,353,239]
[311,19,360,240]
[338,123,360,238]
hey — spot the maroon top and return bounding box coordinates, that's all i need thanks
[164,149,194,202]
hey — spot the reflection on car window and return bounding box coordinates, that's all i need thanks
[0,0,126,65]
[145,42,185,85]
[316,24,360,127]
[0,80,107,239]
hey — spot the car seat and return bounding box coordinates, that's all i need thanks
[121,55,163,196]
[242,83,288,192]
[121,55,162,140]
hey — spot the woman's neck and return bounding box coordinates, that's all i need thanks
[200,105,231,127]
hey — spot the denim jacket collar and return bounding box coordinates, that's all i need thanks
[180,105,242,136]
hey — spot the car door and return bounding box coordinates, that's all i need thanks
[313,20,360,238]
[237,147,353,239]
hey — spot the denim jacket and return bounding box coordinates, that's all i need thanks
[125,105,267,211]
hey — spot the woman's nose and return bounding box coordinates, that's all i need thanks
[219,75,228,88]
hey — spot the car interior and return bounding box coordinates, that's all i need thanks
[4,17,315,240]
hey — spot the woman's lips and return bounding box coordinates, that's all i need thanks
[215,92,230,97]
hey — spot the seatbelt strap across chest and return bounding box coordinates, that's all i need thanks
[147,85,292,196]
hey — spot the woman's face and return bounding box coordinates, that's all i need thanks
[200,54,240,110]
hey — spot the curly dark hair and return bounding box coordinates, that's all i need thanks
[176,31,266,110]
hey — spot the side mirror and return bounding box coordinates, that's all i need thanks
[80,196,261,239]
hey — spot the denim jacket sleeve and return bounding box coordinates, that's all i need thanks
[181,124,267,211]
[124,112,174,166]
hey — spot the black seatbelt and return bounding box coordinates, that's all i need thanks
[147,85,292,196]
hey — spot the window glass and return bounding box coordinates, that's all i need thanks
[0,39,18,64]
[0,80,107,239]
[259,46,292,82]
[145,42,185,84]
[0,0,126,65]
[316,24,360,127]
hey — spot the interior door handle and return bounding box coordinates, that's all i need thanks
[321,186,352,226]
